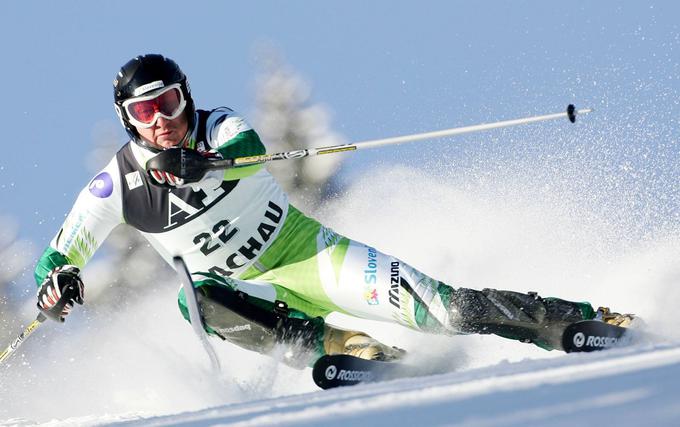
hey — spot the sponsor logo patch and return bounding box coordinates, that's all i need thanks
[218,116,252,142]
[325,365,337,380]
[133,80,164,96]
[221,324,252,334]
[337,369,373,382]
[58,212,85,252]
[363,246,379,305]
[586,335,619,348]
[573,332,586,348]
[364,288,379,305]
[88,172,113,198]
[389,261,401,308]
[573,332,619,349]
[125,171,143,190]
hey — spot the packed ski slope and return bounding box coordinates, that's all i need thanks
[100,340,680,426]
[3,116,680,425]
[5,337,680,426]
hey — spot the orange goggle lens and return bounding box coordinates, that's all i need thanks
[127,87,183,124]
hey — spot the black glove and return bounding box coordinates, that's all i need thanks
[145,147,232,188]
[148,169,186,187]
[146,148,207,185]
[37,265,84,322]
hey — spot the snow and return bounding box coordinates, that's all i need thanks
[127,344,680,427]
[3,115,680,426]
[7,341,680,426]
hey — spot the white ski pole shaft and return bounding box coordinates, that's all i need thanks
[231,104,592,167]
[173,256,221,373]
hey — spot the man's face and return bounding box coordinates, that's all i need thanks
[136,112,189,150]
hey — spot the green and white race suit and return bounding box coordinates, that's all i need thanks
[34,108,455,331]
[35,107,595,355]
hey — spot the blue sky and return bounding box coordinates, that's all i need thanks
[1,1,679,251]
[3,3,680,419]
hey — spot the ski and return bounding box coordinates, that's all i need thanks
[312,354,421,389]
[562,320,632,353]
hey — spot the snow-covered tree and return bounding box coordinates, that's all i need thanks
[251,47,346,211]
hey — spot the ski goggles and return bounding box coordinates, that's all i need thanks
[122,83,187,128]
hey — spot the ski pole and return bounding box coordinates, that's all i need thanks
[147,104,592,179]
[172,256,222,374]
[0,313,46,366]
[229,104,592,168]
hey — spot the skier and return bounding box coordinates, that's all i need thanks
[34,54,633,368]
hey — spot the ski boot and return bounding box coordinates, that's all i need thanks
[323,326,405,361]
[595,306,636,327]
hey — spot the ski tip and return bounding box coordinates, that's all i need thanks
[562,320,630,353]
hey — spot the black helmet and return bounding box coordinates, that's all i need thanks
[113,54,195,148]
